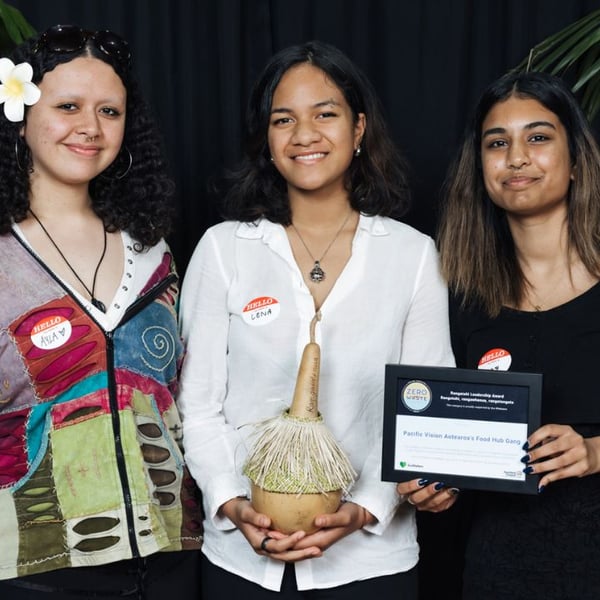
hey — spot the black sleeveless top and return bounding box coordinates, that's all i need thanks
[450,289,600,599]
[450,282,600,424]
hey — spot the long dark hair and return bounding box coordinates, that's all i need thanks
[222,40,411,224]
[0,25,174,247]
[438,71,600,316]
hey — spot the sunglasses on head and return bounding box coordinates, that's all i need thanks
[35,25,131,68]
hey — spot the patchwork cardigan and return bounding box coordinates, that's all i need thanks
[0,233,202,580]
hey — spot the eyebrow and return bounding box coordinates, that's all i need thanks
[52,93,126,106]
[271,98,341,114]
[482,120,557,138]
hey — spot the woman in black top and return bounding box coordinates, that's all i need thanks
[400,71,600,599]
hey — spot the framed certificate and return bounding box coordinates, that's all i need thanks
[382,364,542,494]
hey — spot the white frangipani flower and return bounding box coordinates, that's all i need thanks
[0,58,41,122]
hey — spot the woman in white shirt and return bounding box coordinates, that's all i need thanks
[178,40,455,599]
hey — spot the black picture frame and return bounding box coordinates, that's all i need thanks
[382,364,543,494]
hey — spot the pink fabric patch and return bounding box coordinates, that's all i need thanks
[0,411,27,485]
[13,307,75,336]
[141,253,172,295]
[37,342,98,382]
[9,298,107,401]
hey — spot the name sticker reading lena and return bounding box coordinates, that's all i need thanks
[30,315,73,350]
[478,348,512,371]
[242,296,280,326]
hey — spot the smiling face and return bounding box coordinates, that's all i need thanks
[22,55,126,191]
[480,95,574,220]
[267,63,365,199]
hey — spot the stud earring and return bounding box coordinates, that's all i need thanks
[354,145,362,157]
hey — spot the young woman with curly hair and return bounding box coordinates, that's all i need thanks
[0,24,202,599]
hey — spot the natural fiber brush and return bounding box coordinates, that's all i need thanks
[243,311,355,513]
[244,411,356,494]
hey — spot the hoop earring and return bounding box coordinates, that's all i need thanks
[15,138,31,173]
[114,147,133,179]
[354,145,362,157]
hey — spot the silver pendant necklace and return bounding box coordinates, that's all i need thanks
[29,209,108,312]
[290,211,353,283]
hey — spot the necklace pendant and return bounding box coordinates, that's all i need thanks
[309,261,325,283]
[91,298,107,313]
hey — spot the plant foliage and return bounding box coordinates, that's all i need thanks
[0,1,35,55]
[515,9,600,121]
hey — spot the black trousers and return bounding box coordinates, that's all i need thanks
[201,553,418,599]
[0,550,201,599]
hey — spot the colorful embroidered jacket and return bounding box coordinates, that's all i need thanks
[0,233,202,581]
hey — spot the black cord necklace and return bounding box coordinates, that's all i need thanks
[290,211,353,283]
[29,209,108,312]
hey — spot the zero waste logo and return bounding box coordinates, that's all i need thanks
[401,380,432,413]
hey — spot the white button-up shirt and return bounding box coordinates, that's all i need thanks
[178,215,455,591]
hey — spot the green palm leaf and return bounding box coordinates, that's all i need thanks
[0,0,35,54]
[573,47,600,92]
[582,71,600,120]
[514,9,600,121]
[530,15,600,71]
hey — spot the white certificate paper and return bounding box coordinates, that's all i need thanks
[382,365,542,494]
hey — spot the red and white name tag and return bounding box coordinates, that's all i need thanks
[242,296,280,326]
[478,347,512,371]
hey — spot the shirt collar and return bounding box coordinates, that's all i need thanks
[357,213,389,236]
[234,214,390,240]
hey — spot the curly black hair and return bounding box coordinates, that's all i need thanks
[0,26,174,247]
[221,40,411,224]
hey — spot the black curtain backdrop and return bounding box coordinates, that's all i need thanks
[10,0,600,274]
[8,1,600,598]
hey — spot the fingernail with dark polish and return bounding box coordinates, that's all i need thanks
[520,454,530,464]
[449,487,460,496]
[523,465,534,474]
[522,441,529,452]
[418,479,429,486]
[538,485,545,494]
[434,482,445,491]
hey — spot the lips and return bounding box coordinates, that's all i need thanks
[503,175,539,188]
[65,144,101,156]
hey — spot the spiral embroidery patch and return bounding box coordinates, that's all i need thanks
[140,326,176,372]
